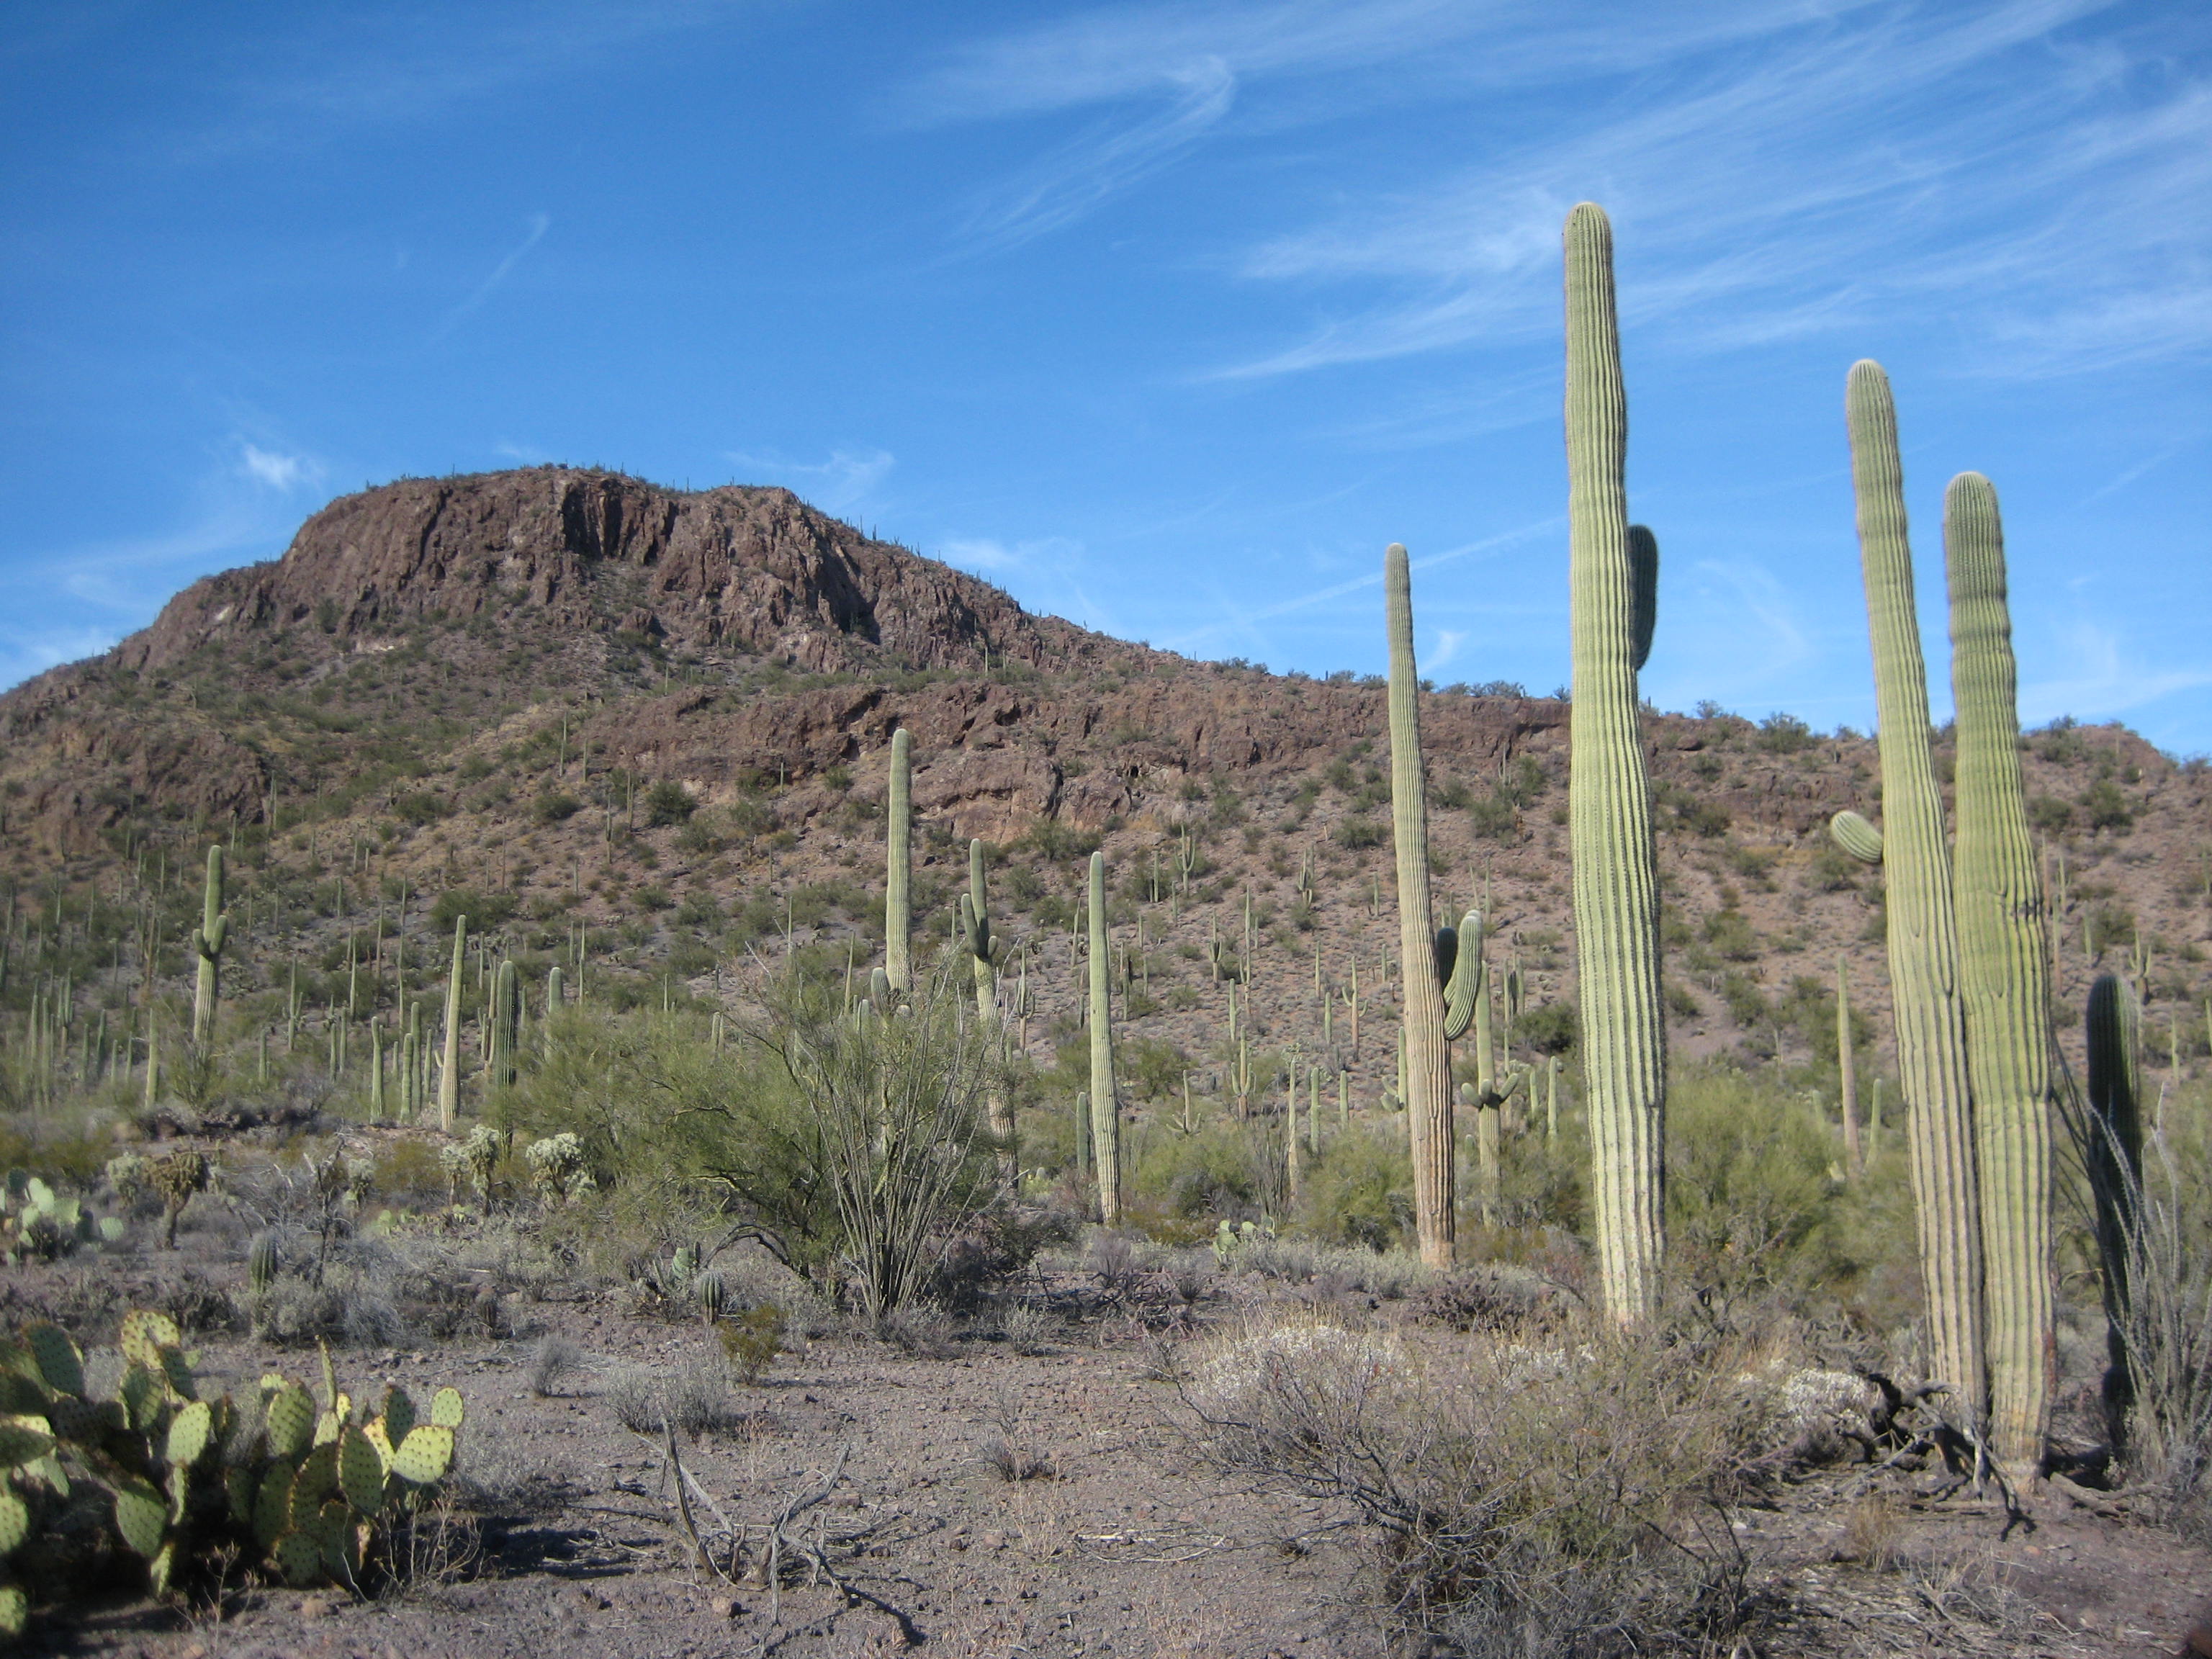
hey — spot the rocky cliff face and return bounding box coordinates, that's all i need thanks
[107,467,1112,680]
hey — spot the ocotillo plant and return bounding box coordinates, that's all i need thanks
[190,846,228,1044]
[886,729,912,995]
[2083,972,2142,1454]
[1564,202,1667,1320]
[1384,542,1455,1268]
[1947,469,2056,1479]
[1087,850,1120,1223]
[437,914,467,1132]
[1847,359,1984,1432]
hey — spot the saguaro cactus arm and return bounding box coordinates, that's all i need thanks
[1830,810,1885,865]
[1564,202,1667,1321]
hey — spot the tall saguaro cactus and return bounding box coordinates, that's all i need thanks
[1946,470,2055,1479]
[1087,850,1120,1223]
[191,845,229,1044]
[1384,543,1455,1268]
[1563,202,1667,1320]
[886,729,912,995]
[1847,359,1984,1431]
[438,914,467,1133]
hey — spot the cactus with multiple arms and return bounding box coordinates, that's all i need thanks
[1946,469,2056,1480]
[885,729,912,996]
[191,846,228,1044]
[1087,850,1120,1223]
[1847,359,1985,1435]
[1564,202,1668,1321]
[1384,542,1455,1267]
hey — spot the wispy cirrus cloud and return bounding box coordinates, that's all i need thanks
[726,448,896,516]
[1215,0,2210,379]
[438,212,550,333]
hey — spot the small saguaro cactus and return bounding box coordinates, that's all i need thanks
[1846,359,1984,1434]
[1383,542,1455,1269]
[1563,202,1667,1321]
[192,845,230,1044]
[1087,850,1120,1223]
[437,914,467,1133]
[963,838,1014,1149]
[1837,957,1861,1175]
[886,729,912,996]
[1946,469,2056,1480]
[488,958,520,1091]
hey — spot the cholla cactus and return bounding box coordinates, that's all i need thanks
[107,1153,151,1205]
[438,1126,503,1209]
[524,1133,595,1205]
[153,1150,210,1249]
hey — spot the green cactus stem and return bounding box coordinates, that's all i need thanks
[1087,850,1120,1222]
[886,729,912,996]
[963,839,1014,1154]
[1564,202,1667,1321]
[1947,469,2056,1480]
[1838,956,1861,1175]
[1385,542,1455,1269]
[191,846,229,1044]
[437,914,466,1133]
[1848,358,1984,1432]
[1830,809,1885,865]
[2084,972,2142,1454]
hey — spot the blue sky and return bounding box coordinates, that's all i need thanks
[4,1,2208,750]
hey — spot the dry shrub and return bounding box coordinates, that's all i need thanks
[1184,1310,1764,1656]
[999,1302,1056,1356]
[528,1334,584,1397]
[607,1358,734,1438]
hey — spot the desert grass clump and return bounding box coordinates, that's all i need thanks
[1186,1308,1765,1656]
[527,1334,585,1398]
[999,1301,1056,1356]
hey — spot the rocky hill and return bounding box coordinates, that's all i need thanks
[3,467,2206,1117]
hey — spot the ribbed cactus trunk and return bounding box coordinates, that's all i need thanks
[1384,543,1455,1268]
[192,845,228,1045]
[1838,957,1861,1174]
[492,958,519,1090]
[438,914,467,1133]
[1564,203,1666,1321]
[963,839,1013,1151]
[1847,359,1984,1431]
[2084,973,2142,1455]
[1946,470,2056,1480]
[1087,850,1120,1223]
[1473,961,1500,1221]
[886,729,912,995]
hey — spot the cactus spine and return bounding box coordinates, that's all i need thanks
[1847,359,1984,1431]
[191,845,228,1044]
[1384,543,1455,1268]
[437,914,466,1133]
[1087,850,1120,1223]
[1564,202,1667,1320]
[2083,973,2142,1453]
[1946,469,2055,1478]
[885,729,912,995]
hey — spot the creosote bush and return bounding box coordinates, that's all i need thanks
[1185,1309,1768,1656]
